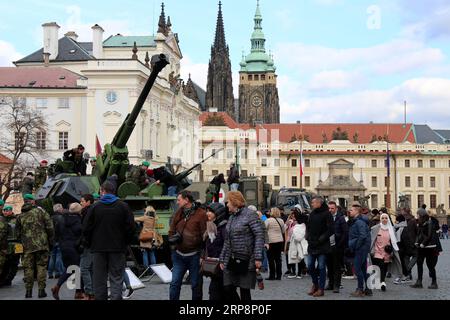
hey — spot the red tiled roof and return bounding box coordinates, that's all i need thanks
[0,67,86,89]
[0,153,13,164]
[200,112,416,144]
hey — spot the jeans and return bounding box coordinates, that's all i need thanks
[168,186,178,197]
[80,248,94,295]
[229,183,239,191]
[353,250,369,291]
[48,244,65,277]
[169,251,201,301]
[307,254,327,290]
[123,270,131,289]
[93,252,126,300]
[142,248,157,268]
[262,248,268,271]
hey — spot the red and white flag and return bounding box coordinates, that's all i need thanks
[96,135,103,156]
[299,140,305,177]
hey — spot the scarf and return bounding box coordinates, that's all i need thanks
[204,221,217,242]
[100,194,119,205]
[380,213,399,251]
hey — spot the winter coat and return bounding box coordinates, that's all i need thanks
[169,205,208,254]
[306,203,334,255]
[402,214,418,255]
[83,196,135,253]
[220,207,264,272]
[227,166,240,185]
[154,167,178,187]
[288,223,308,264]
[21,176,34,195]
[16,204,54,253]
[348,215,371,253]
[332,212,349,249]
[369,224,402,277]
[265,217,285,244]
[205,220,228,258]
[135,215,156,249]
[57,213,82,267]
[417,218,441,250]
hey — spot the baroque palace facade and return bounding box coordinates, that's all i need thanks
[0,3,202,175]
[198,112,450,214]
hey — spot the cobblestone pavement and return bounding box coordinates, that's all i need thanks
[1,241,449,301]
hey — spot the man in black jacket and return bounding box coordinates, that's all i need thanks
[325,201,348,293]
[83,181,135,300]
[306,196,333,297]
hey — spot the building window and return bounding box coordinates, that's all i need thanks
[292,159,297,167]
[305,159,311,168]
[405,160,410,168]
[212,170,219,176]
[372,160,377,168]
[36,131,46,150]
[418,195,425,208]
[405,176,411,188]
[261,75,266,81]
[241,170,248,178]
[14,132,25,150]
[241,149,248,159]
[372,177,377,188]
[418,160,423,168]
[430,195,437,209]
[384,194,388,207]
[274,159,280,167]
[58,97,70,109]
[418,177,424,188]
[430,177,436,188]
[448,160,450,168]
[58,132,68,150]
[36,98,48,109]
[274,176,280,187]
[292,176,298,187]
[385,176,389,188]
[199,149,204,160]
[255,75,259,81]
[371,195,378,209]
[305,176,311,187]
[248,75,253,81]
[226,149,233,159]
[261,158,268,167]
[262,176,267,183]
[430,160,436,168]
[212,149,219,159]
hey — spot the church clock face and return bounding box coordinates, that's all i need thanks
[252,94,262,107]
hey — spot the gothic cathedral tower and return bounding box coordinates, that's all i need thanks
[239,0,280,124]
[206,2,235,119]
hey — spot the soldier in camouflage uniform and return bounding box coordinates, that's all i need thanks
[0,206,20,287]
[16,194,54,299]
[21,172,35,197]
[127,161,151,190]
[34,160,48,191]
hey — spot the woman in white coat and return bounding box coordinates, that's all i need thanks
[288,212,309,279]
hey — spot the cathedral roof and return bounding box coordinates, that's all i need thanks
[103,35,156,48]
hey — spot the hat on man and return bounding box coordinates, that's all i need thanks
[146,169,154,177]
[40,160,48,165]
[90,157,97,162]
[142,161,150,167]
[92,193,100,200]
[23,194,35,201]
[3,206,13,211]
[0,200,4,206]
[69,203,82,214]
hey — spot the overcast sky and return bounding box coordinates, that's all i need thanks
[1,0,450,128]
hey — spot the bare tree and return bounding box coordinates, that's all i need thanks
[0,96,48,201]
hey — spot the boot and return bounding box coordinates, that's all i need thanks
[350,289,365,298]
[74,290,85,300]
[51,285,60,300]
[308,284,318,296]
[313,289,324,297]
[428,281,438,289]
[410,279,423,289]
[38,289,47,298]
[25,289,32,299]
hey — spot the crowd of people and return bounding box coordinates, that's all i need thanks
[0,175,446,300]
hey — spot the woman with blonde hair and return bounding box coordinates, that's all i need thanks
[135,206,161,272]
[264,207,285,280]
[219,191,264,301]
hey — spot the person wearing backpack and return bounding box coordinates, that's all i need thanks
[264,208,285,281]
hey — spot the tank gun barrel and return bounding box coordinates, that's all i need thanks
[175,148,224,182]
[112,54,169,149]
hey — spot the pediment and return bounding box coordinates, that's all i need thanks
[166,35,182,58]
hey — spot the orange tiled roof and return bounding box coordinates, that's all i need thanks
[0,153,13,164]
[200,112,416,144]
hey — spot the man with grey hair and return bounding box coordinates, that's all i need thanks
[306,196,333,297]
[47,204,65,279]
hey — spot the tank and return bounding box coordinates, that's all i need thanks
[270,187,312,215]
[238,176,273,211]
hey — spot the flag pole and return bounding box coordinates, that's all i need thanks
[386,124,391,209]
[299,123,303,189]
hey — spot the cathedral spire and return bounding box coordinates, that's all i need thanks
[214,1,227,51]
[251,0,266,53]
[157,2,168,36]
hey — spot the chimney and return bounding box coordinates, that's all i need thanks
[92,24,104,59]
[42,22,60,60]
[43,52,50,67]
[65,31,79,42]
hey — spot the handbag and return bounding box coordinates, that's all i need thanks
[201,257,220,277]
[139,230,154,242]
